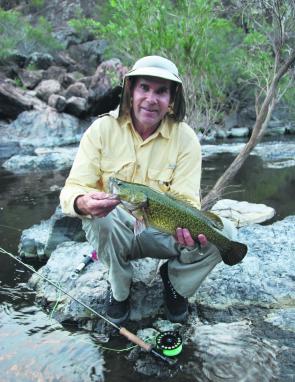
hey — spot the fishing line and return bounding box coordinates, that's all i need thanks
[0,224,23,232]
[0,245,176,365]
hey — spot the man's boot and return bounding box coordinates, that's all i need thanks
[105,289,130,324]
[160,262,188,323]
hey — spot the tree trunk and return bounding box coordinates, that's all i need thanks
[202,49,295,210]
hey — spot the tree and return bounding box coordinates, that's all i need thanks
[202,0,295,209]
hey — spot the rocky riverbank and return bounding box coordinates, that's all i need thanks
[25,212,294,380]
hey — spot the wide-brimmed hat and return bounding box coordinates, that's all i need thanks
[119,55,186,121]
[126,55,182,84]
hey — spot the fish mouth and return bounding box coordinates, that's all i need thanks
[108,177,120,195]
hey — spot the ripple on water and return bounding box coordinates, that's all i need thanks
[187,320,279,382]
[0,303,104,382]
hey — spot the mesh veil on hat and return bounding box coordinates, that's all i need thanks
[119,55,186,121]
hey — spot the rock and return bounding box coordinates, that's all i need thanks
[228,127,250,138]
[212,199,276,227]
[3,146,78,173]
[35,79,61,101]
[0,141,20,160]
[28,240,161,324]
[0,81,46,119]
[27,52,54,70]
[19,206,85,259]
[224,111,238,130]
[68,39,106,74]
[286,123,295,134]
[54,51,77,69]
[88,59,127,115]
[264,307,295,332]
[48,94,66,112]
[65,96,88,117]
[64,82,89,99]
[42,65,67,82]
[196,216,295,308]
[17,69,43,89]
[2,108,87,147]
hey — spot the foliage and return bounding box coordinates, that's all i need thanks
[0,7,63,61]
[235,0,295,109]
[69,0,245,131]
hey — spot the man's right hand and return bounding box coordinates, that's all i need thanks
[74,192,120,218]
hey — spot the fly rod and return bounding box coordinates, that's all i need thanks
[0,246,174,365]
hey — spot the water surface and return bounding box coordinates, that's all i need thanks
[0,137,294,381]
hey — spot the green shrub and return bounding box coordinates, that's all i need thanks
[69,0,244,131]
[0,8,63,61]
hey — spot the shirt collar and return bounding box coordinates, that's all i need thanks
[113,108,171,140]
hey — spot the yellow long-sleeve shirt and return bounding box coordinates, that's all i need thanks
[60,108,202,217]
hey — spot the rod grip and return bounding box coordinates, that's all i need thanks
[119,327,152,352]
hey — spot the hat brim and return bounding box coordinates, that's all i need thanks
[126,67,182,84]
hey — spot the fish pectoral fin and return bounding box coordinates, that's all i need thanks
[203,211,224,229]
[133,216,146,236]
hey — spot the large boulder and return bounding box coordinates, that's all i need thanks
[0,81,46,119]
[88,59,127,115]
[2,108,88,147]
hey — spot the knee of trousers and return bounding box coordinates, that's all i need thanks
[82,213,134,258]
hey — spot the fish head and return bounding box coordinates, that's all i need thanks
[108,177,147,210]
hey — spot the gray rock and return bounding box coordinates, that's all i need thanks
[48,94,66,112]
[202,140,295,169]
[17,69,43,89]
[65,96,88,117]
[2,149,76,173]
[28,241,161,325]
[19,206,85,259]
[0,81,46,119]
[224,112,238,130]
[228,127,250,138]
[35,79,61,101]
[0,141,20,160]
[27,52,54,70]
[196,216,295,308]
[64,82,89,99]
[264,307,295,332]
[212,199,276,227]
[42,65,67,82]
[2,108,86,147]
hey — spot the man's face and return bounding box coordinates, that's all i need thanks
[130,76,172,132]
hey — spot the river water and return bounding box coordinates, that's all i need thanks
[0,137,294,381]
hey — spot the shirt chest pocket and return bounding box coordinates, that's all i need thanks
[147,167,174,192]
[100,158,135,190]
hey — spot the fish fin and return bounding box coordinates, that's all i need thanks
[133,216,146,236]
[203,211,224,229]
[220,241,248,266]
[166,191,199,209]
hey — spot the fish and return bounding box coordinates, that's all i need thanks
[108,177,247,266]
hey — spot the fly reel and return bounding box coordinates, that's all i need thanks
[155,331,183,357]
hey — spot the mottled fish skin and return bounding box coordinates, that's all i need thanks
[109,177,247,266]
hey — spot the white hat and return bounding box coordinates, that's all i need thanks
[125,56,182,84]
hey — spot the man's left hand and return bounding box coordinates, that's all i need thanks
[175,228,208,248]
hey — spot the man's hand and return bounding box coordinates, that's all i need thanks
[175,228,208,248]
[75,192,120,218]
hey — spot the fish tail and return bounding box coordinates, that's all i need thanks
[220,241,248,266]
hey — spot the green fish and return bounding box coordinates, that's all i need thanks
[109,177,247,266]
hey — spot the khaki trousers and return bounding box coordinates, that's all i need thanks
[82,206,236,301]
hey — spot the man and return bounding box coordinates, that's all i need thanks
[60,56,235,324]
